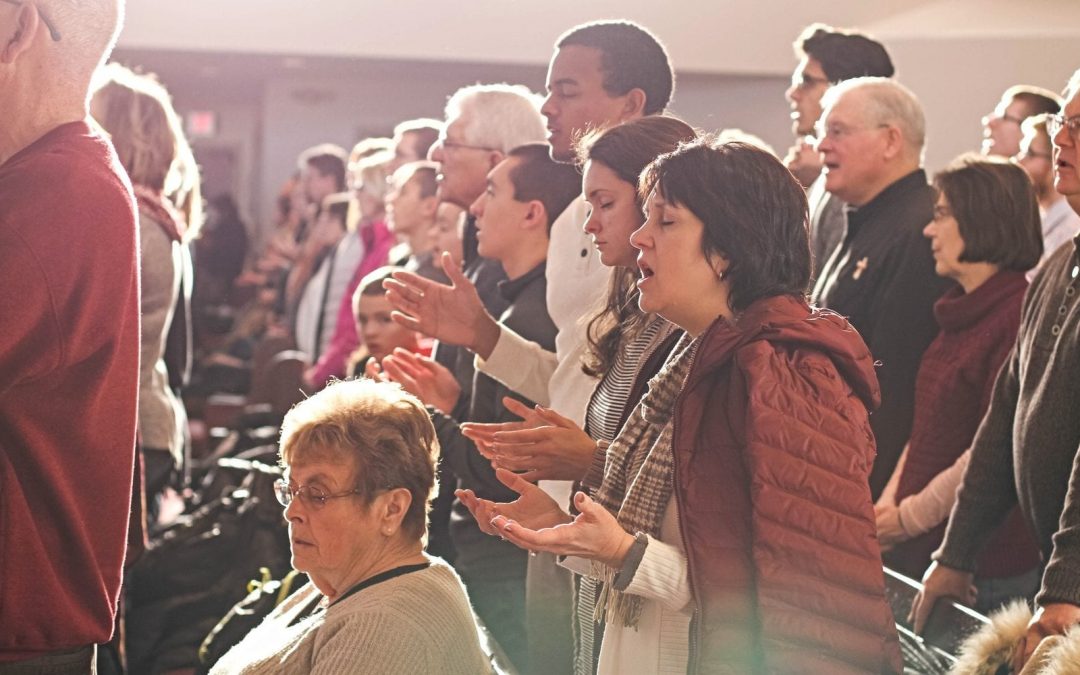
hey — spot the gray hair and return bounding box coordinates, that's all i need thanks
[444,84,546,154]
[823,76,926,160]
[716,128,777,158]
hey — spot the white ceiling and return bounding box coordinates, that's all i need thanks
[117,0,1080,76]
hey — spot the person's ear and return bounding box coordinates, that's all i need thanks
[523,200,548,232]
[419,195,438,219]
[620,88,648,120]
[1,3,38,65]
[378,487,413,536]
[709,252,731,281]
[881,125,905,161]
[486,150,506,171]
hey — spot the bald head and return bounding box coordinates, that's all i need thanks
[44,0,124,91]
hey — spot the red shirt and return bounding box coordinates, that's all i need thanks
[0,121,140,659]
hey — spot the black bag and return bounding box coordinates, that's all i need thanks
[125,458,292,674]
[196,567,308,673]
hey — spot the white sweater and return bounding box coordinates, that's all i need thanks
[476,196,609,504]
[209,559,492,675]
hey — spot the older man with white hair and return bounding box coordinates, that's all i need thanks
[811,77,952,499]
[0,0,139,672]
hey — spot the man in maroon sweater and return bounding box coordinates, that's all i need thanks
[0,1,138,672]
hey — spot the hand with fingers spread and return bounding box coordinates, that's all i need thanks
[490,490,635,568]
[456,468,571,537]
[382,252,502,358]
[377,348,461,414]
[461,396,547,458]
[909,561,976,634]
[463,397,597,482]
[1010,602,1080,672]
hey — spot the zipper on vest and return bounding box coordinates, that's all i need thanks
[671,341,703,674]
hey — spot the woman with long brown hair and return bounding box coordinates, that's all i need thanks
[92,63,202,519]
[460,115,696,674]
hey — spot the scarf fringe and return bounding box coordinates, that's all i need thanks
[591,563,645,628]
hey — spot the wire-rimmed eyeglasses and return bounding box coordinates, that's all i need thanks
[274,479,362,510]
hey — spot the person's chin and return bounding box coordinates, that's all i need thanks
[547,137,573,163]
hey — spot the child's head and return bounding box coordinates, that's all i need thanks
[430,201,465,271]
[386,161,439,238]
[352,267,420,362]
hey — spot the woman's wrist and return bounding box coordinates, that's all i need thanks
[604,530,637,569]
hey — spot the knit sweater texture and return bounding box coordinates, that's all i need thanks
[937,236,1080,606]
[0,121,139,658]
[890,271,1040,579]
[209,560,492,674]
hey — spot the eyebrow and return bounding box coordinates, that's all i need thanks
[548,78,580,90]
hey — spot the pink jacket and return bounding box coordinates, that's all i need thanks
[308,220,394,387]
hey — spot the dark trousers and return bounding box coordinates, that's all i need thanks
[0,646,96,675]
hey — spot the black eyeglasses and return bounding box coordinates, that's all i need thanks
[0,0,60,42]
[1047,113,1080,142]
[790,72,830,91]
[274,479,362,510]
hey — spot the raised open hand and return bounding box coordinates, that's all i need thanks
[377,348,461,414]
[469,399,597,482]
[455,468,571,537]
[383,252,500,357]
[490,490,634,568]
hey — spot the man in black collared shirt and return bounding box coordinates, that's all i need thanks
[811,77,952,498]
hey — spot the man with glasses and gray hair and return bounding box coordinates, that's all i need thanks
[0,0,139,672]
[1016,113,1080,270]
[914,69,1080,672]
[810,77,953,500]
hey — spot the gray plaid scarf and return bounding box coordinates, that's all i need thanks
[591,333,699,628]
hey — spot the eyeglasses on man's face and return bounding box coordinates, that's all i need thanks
[790,72,830,91]
[1047,113,1080,143]
[813,121,890,142]
[274,479,362,510]
[0,0,60,42]
[982,111,1025,127]
[435,137,498,154]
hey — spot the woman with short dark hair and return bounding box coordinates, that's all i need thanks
[465,139,901,673]
[876,154,1043,614]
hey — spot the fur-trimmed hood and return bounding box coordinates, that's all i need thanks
[950,601,1080,674]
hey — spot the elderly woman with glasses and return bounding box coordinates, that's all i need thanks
[210,379,490,675]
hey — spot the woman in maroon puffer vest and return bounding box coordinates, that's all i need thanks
[466,139,902,674]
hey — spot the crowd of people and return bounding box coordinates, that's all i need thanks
[4,1,1080,674]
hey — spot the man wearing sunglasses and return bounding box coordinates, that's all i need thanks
[0,1,138,673]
